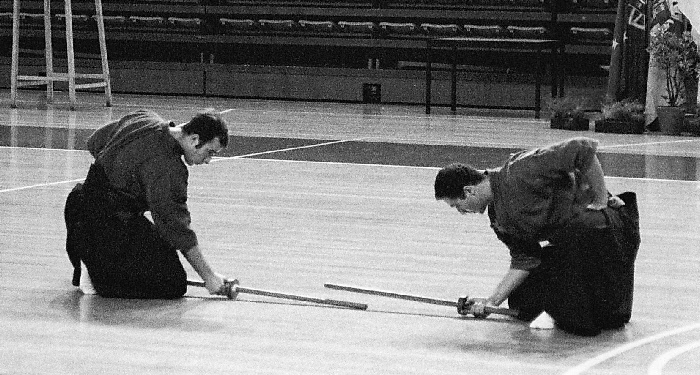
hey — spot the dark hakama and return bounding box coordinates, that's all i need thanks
[506,192,640,336]
[487,138,640,336]
[64,111,195,299]
[65,164,187,298]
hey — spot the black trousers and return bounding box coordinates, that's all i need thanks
[64,164,187,299]
[507,192,641,336]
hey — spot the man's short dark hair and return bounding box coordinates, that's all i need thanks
[434,163,485,200]
[183,111,229,148]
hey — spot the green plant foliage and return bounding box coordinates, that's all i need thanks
[548,96,587,120]
[601,99,645,123]
[647,22,700,107]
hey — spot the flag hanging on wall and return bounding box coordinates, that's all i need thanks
[606,0,650,103]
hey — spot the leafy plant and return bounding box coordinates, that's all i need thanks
[548,96,587,120]
[647,22,700,107]
[600,99,645,123]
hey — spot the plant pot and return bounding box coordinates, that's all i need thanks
[657,106,685,135]
[594,119,645,134]
[682,115,700,136]
[551,117,589,131]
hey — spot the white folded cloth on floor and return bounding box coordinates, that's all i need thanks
[529,311,555,330]
[78,261,96,295]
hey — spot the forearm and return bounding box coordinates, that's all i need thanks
[487,268,530,306]
[181,245,218,282]
[582,155,608,207]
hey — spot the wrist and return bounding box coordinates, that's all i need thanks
[201,270,219,283]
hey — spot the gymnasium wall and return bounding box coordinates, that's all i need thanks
[0,0,615,107]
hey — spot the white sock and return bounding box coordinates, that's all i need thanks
[529,311,555,330]
[78,261,96,295]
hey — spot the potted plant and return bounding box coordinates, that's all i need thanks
[594,99,645,134]
[548,96,589,131]
[647,22,700,134]
[682,102,700,136]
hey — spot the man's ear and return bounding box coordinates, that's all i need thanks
[462,185,474,197]
[187,133,200,147]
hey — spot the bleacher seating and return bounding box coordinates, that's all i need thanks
[0,0,618,101]
[0,2,616,49]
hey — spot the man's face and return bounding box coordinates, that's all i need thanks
[183,137,222,165]
[440,187,488,215]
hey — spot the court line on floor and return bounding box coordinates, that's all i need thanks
[647,339,700,375]
[241,157,439,170]
[214,138,363,160]
[1,144,699,195]
[233,157,700,183]
[11,159,695,197]
[562,322,700,375]
[0,140,360,194]
[0,178,84,194]
[600,139,700,150]
[0,145,86,152]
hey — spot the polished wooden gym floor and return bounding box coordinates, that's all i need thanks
[1,91,699,375]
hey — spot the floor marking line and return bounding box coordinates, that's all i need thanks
[1,145,698,194]
[647,339,700,375]
[604,176,700,183]
[562,322,700,375]
[17,158,695,197]
[231,158,700,182]
[214,139,362,161]
[237,157,441,170]
[600,139,700,149]
[0,146,88,152]
[0,178,84,194]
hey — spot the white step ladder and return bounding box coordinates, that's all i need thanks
[10,0,112,110]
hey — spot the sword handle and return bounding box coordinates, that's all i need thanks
[457,297,519,317]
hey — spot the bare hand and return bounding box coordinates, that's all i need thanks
[586,201,608,210]
[205,273,227,295]
[468,297,493,319]
[607,195,625,208]
[587,196,625,210]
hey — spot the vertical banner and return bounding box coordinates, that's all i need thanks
[625,0,651,103]
[606,0,627,101]
[606,0,650,103]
